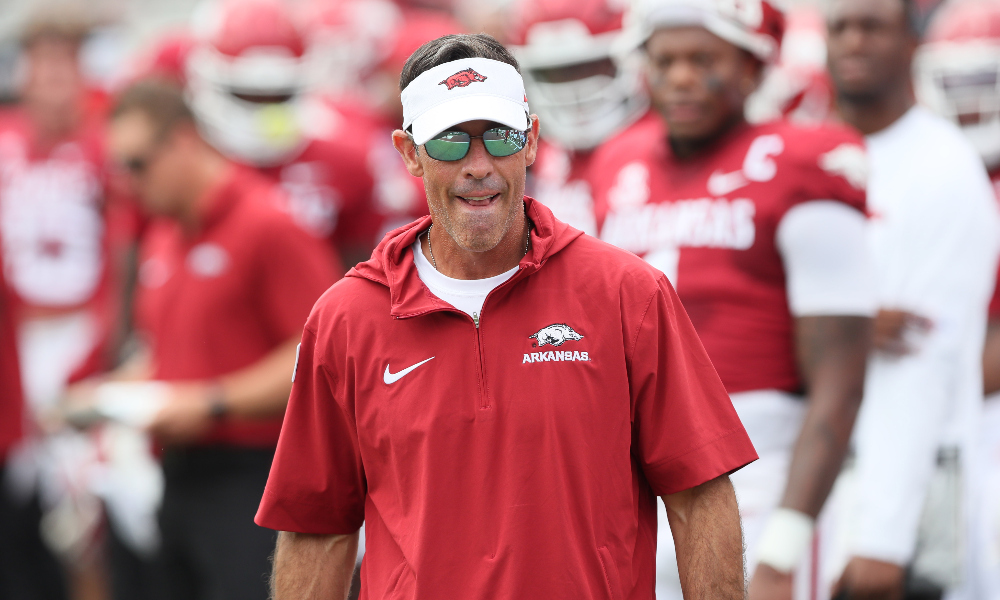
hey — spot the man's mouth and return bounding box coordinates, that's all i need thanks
[456,193,500,206]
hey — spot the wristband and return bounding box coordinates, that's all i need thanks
[756,508,815,573]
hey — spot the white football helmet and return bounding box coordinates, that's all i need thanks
[186,0,315,167]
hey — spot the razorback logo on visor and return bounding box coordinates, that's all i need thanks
[439,68,488,90]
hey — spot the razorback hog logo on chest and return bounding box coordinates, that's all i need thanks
[530,324,583,347]
[439,68,487,90]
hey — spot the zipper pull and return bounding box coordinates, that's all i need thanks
[473,311,480,328]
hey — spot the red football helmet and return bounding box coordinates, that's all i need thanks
[623,0,786,63]
[187,0,319,166]
[507,0,649,150]
[916,0,1000,169]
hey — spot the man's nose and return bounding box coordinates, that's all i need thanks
[462,137,494,179]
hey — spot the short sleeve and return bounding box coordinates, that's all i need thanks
[786,125,868,216]
[629,275,758,496]
[257,217,343,341]
[256,325,366,534]
[776,201,877,317]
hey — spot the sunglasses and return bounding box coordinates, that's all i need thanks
[122,155,152,176]
[420,127,529,162]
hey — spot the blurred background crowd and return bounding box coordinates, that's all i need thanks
[3,0,1000,599]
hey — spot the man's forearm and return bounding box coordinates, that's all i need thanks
[663,475,744,600]
[783,315,871,516]
[271,531,358,600]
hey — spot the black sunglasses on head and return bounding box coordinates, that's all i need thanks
[418,126,529,161]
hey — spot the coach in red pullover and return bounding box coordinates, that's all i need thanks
[258,34,757,600]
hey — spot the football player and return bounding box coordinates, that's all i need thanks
[507,0,651,235]
[916,3,1000,598]
[186,0,382,266]
[0,13,133,583]
[590,1,875,599]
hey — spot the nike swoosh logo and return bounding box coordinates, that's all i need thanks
[706,169,749,196]
[384,357,435,385]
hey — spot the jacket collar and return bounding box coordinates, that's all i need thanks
[348,196,583,318]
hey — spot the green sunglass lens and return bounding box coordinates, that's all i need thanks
[424,132,470,161]
[483,128,527,157]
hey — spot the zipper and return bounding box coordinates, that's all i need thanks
[393,265,532,412]
[474,316,488,409]
[469,267,524,411]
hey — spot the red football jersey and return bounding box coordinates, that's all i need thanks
[252,132,377,254]
[593,118,868,394]
[530,112,660,237]
[326,97,429,241]
[0,108,110,313]
[136,167,340,447]
[256,197,756,599]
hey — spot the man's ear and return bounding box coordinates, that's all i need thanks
[391,130,424,177]
[524,115,541,168]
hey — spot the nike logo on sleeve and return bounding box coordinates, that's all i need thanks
[384,357,435,384]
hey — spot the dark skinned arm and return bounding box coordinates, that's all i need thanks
[750,315,872,599]
[783,315,871,517]
[662,475,745,600]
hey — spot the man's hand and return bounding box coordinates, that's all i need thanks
[147,383,216,444]
[833,557,905,600]
[749,563,793,600]
[873,309,932,356]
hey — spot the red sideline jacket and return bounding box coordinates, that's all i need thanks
[257,197,757,600]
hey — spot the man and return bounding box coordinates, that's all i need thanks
[916,4,1000,598]
[82,80,340,600]
[257,33,758,599]
[0,12,114,413]
[826,0,1000,598]
[0,12,117,595]
[506,0,651,236]
[589,1,875,599]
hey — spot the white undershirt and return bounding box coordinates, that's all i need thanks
[412,237,519,320]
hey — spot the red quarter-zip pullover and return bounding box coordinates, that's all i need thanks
[256,197,756,600]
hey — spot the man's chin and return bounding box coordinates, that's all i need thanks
[451,227,506,253]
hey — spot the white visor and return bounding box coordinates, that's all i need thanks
[401,57,530,145]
